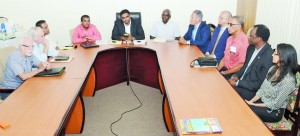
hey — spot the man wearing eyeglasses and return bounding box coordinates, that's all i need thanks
[150,9,180,41]
[228,24,273,100]
[205,11,232,63]
[111,9,145,41]
[0,37,50,100]
[179,10,210,52]
[36,20,59,57]
[217,16,249,79]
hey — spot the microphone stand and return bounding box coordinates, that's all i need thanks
[124,33,130,86]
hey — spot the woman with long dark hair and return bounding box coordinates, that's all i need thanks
[245,43,298,122]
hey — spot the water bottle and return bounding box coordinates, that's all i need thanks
[1,23,7,34]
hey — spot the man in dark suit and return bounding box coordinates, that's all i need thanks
[179,10,210,52]
[229,24,273,100]
[111,9,145,41]
[205,11,232,63]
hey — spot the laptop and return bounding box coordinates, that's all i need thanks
[35,67,66,77]
[80,42,99,48]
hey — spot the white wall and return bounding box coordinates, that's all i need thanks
[1,0,237,45]
[256,0,300,60]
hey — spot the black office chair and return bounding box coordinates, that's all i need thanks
[116,12,141,24]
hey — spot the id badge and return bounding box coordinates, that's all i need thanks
[230,46,237,54]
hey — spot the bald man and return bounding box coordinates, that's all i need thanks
[0,37,50,100]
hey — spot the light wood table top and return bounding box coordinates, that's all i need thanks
[0,41,273,135]
[0,78,83,136]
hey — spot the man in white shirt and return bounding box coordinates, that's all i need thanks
[27,27,49,62]
[36,20,59,57]
[150,9,180,41]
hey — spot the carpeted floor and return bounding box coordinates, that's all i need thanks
[66,82,174,136]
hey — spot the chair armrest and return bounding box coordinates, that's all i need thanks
[0,88,15,93]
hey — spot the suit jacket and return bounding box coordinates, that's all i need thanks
[206,25,230,63]
[183,21,210,52]
[111,18,145,40]
[236,43,273,92]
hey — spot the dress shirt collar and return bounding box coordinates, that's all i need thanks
[194,22,201,30]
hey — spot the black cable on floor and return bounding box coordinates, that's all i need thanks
[110,41,143,136]
[110,83,143,136]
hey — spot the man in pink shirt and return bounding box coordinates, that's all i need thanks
[217,16,249,79]
[72,15,102,44]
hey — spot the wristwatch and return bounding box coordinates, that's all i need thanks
[221,71,225,75]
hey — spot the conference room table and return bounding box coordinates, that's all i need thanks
[0,41,273,136]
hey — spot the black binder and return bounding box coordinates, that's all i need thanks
[35,67,66,77]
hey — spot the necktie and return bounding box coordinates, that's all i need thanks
[192,26,197,41]
[211,30,223,55]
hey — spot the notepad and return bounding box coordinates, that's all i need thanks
[59,46,74,50]
[179,118,222,134]
[35,67,66,77]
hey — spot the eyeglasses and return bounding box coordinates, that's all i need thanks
[228,23,240,27]
[22,45,34,49]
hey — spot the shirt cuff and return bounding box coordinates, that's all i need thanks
[205,52,210,55]
[187,41,190,45]
[236,80,239,86]
[213,55,216,58]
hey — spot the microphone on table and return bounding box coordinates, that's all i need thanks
[124,33,129,46]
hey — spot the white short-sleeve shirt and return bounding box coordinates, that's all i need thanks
[150,20,180,41]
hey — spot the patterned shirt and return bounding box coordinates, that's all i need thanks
[256,66,296,110]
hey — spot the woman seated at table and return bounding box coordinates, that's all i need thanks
[245,43,298,122]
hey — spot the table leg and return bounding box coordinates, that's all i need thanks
[82,67,96,96]
[65,95,85,134]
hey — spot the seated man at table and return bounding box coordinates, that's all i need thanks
[35,20,59,57]
[179,10,210,52]
[111,9,145,41]
[72,15,102,44]
[0,37,50,100]
[27,27,50,62]
[228,24,273,100]
[205,10,232,63]
[216,16,249,79]
[150,9,180,41]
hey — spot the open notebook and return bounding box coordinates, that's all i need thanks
[35,67,66,77]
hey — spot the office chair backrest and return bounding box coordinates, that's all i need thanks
[0,46,16,83]
[116,12,141,24]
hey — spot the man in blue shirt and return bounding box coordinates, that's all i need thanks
[0,37,50,100]
[179,10,210,52]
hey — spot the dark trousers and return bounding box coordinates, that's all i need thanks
[220,67,233,80]
[235,87,256,101]
[249,100,284,122]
